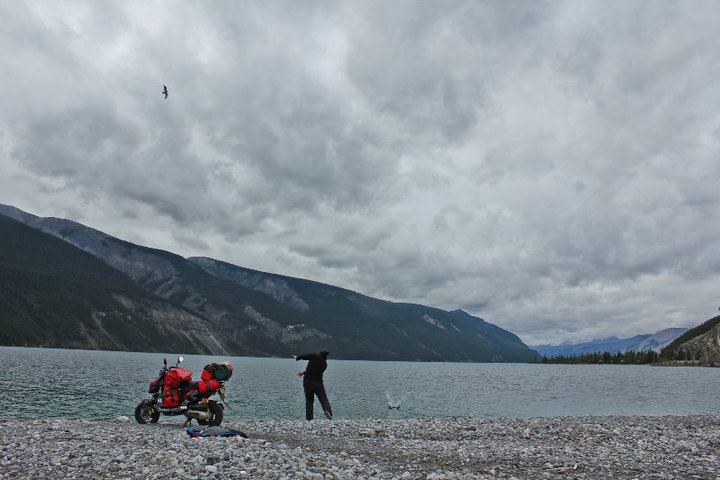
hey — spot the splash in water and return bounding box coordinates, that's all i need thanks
[386,392,402,409]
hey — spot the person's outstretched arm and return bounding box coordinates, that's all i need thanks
[294,353,319,361]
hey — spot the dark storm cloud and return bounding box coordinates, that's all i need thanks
[1,1,719,344]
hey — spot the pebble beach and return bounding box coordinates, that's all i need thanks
[1,415,719,479]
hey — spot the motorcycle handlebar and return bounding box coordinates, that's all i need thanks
[162,356,184,370]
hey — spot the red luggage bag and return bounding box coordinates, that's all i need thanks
[162,368,193,408]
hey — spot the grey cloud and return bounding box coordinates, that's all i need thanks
[2,0,719,345]
[343,2,511,143]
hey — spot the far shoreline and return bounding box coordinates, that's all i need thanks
[7,344,720,366]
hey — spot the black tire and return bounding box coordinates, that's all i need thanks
[209,403,224,426]
[134,400,160,424]
[198,403,224,426]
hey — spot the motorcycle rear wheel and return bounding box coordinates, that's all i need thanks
[134,400,160,424]
[197,403,224,427]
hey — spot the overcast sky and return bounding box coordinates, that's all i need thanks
[1,1,719,344]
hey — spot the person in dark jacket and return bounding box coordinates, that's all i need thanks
[292,350,332,420]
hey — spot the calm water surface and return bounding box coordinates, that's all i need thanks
[1,347,718,420]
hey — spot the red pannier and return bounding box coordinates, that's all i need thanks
[201,362,233,382]
[184,363,233,402]
[162,368,193,408]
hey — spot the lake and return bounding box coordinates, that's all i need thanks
[1,346,718,420]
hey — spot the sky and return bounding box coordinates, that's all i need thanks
[1,1,719,345]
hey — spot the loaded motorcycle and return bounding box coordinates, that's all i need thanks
[134,356,232,426]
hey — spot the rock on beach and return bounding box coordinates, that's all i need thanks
[0,415,719,479]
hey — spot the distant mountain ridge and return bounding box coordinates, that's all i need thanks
[530,328,688,357]
[0,204,539,362]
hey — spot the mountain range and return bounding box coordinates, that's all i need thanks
[0,204,539,362]
[530,327,688,357]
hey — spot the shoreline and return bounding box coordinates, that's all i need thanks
[2,414,719,479]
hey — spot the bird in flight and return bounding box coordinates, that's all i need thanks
[162,85,169,99]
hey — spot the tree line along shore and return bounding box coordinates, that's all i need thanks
[539,349,720,366]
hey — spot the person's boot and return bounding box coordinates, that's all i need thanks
[323,410,332,420]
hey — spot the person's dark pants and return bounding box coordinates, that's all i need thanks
[303,379,332,420]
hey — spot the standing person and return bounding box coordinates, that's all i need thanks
[292,350,333,420]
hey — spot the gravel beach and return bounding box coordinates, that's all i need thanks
[1,415,719,479]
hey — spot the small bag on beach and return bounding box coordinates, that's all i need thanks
[186,426,247,438]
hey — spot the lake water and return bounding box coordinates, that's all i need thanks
[1,347,718,420]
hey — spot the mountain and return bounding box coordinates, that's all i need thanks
[530,327,688,357]
[660,315,720,364]
[0,214,224,353]
[0,204,539,362]
[188,257,536,362]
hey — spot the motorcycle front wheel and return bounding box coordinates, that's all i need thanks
[134,400,160,424]
[197,402,224,427]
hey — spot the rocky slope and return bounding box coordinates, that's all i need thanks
[189,257,537,362]
[661,315,720,364]
[0,204,538,362]
[0,215,222,353]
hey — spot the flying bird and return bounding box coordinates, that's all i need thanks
[162,85,168,99]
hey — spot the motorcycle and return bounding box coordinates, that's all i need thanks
[134,356,232,427]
